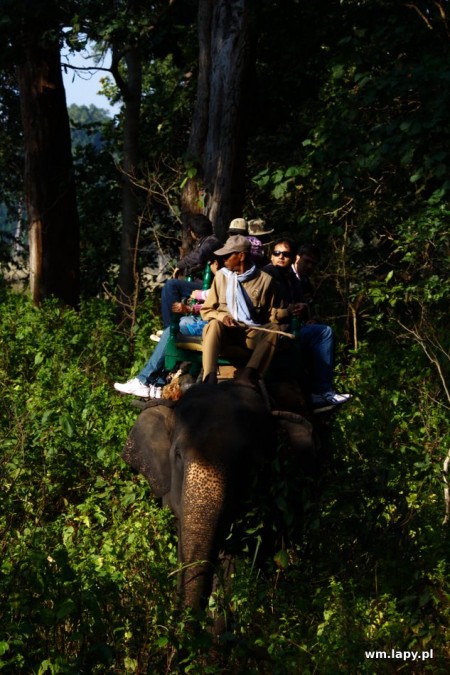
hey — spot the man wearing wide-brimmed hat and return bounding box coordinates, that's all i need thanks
[200,235,279,387]
[227,217,271,267]
[227,217,249,236]
[248,218,274,238]
[228,217,274,239]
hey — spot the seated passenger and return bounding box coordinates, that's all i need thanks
[160,213,222,328]
[227,217,272,268]
[263,238,351,413]
[114,261,219,398]
[200,235,279,388]
[291,243,321,308]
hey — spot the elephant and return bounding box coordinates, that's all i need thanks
[121,379,315,612]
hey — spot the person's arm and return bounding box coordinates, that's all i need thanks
[298,275,320,320]
[261,267,293,324]
[171,301,192,314]
[177,236,221,275]
[191,289,209,301]
[248,273,281,325]
[176,243,203,274]
[200,274,235,324]
[266,278,282,325]
[187,289,208,315]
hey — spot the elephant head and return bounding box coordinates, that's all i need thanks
[122,380,276,610]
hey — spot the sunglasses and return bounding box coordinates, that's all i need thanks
[273,250,292,258]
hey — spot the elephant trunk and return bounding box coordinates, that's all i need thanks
[180,457,228,609]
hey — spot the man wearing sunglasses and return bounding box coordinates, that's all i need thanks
[263,238,351,413]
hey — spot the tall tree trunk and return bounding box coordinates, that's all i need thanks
[183,0,252,241]
[115,47,143,309]
[18,41,80,307]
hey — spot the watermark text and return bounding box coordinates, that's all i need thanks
[365,649,433,662]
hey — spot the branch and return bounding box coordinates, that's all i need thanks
[61,63,112,74]
[395,317,450,524]
[434,0,450,37]
[396,319,449,406]
[110,45,128,98]
[322,197,354,218]
[405,4,433,30]
[443,450,450,525]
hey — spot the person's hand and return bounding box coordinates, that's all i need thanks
[172,267,180,279]
[291,302,308,317]
[223,315,238,327]
[191,290,203,300]
[172,302,190,314]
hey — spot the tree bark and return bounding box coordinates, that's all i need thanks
[18,41,80,307]
[116,47,143,307]
[183,0,252,241]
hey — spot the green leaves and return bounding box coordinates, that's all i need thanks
[0,279,449,672]
[273,549,289,569]
[0,289,183,672]
[252,164,307,201]
[59,414,75,438]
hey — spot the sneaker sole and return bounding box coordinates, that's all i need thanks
[313,398,351,414]
[313,403,336,414]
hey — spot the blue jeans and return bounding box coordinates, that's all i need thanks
[137,327,170,384]
[161,279,202,328]
[137,317,206,384]
[299,323,335,394]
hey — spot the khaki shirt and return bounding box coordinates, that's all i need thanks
[200,269,279,325]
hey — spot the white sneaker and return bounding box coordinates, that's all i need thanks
[114,378,150,397]
[150,334,160,342]
[331,392,352,404]
[156,329,164,336]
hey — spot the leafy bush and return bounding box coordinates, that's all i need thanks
[0,290,178,672]
[1,287,449,673]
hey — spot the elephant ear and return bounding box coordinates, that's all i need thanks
[122,406,174,496]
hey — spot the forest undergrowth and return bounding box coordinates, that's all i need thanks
[0,285,449,674]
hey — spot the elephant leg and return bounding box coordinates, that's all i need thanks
[180,457,228,609]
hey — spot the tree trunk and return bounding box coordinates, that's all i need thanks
[18,41,80,307]
[183,0,252,240]
[116,47,143,308]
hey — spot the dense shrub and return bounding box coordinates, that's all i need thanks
[0,288,449,673]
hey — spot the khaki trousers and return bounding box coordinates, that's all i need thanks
[202,319,278,378]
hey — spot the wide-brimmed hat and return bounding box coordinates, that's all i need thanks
[214,235,251,256]
[248,218,273,236]
[228,217,248,235]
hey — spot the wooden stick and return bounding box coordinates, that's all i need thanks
[236,322,295,339]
